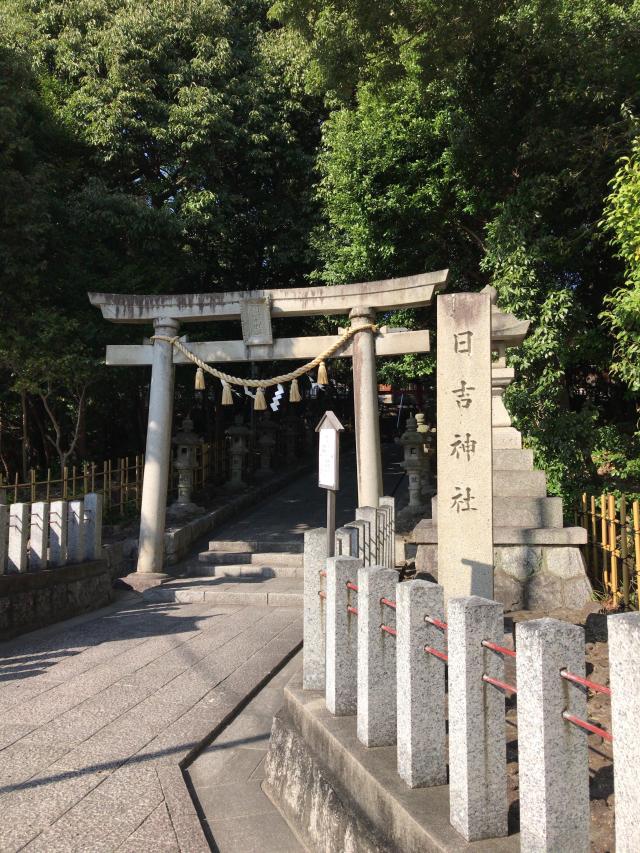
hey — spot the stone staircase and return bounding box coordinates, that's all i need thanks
[195,538,304,579]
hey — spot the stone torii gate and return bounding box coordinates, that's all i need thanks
[89,270,448,578]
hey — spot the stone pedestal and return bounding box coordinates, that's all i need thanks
[225,415,250,490]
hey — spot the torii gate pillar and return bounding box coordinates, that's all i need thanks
[137,317,179,575]
[350,307,383,506]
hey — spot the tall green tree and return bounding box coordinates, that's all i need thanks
[273,0,640,502]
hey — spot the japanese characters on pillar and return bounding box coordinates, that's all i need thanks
[437,292,493,600]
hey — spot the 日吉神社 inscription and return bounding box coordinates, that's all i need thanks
[437,292,493,600]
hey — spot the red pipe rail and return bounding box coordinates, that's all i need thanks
[424,645,448,663]
[560,669,612,697]
[380,598,396,610]
[425,615,448,631]
[482,674,518,695]
[381,624,397,637]
[347,605,359,617]
[482,640,516,658]
[562,712,613,742]
[319,570,327,578]
[318,590,326,599]
[346,582,358,593]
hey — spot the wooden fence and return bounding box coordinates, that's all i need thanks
[0,440,228,520]
[575,493,640,608]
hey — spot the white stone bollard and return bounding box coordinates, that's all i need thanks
[377,505,391,569]
[448,596,507,842]
[83,492,103,561]
[7,503,29,574]
[49,500,68,566]
[608,612,640,853]
[379,495,396,567]
[335,526,359,558]
[303,528,327,690]
[355,506,378,565]
[29,501,50,571]
[67,500,85,564]
[396,580,447,788]
[345,520,366,564]
[0,505,9,573]
[516,618,589,853]
[326,555,362,715]
[357,566,398,747]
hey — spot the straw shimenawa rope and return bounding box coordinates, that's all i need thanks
[150,323,378,389]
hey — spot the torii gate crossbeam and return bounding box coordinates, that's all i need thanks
[89,270,449,579]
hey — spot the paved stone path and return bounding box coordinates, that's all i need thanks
[187,652,304,852]
[0,593,301,851]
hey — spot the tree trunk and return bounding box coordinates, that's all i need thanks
[21,390,30,481]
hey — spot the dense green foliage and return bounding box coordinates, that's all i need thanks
[272,0,640,502]
[0,0,638,506]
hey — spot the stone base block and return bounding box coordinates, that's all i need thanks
[0,560,112,640]
[264,677,517,852]
[414,545,592,612]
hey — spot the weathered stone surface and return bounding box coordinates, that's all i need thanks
[448,596,507,842]
[525,571,564,611]
[542,546,587,580]
[29,502,50,571]
[493,571,524,612]
[495,546,541,581]
[437,292,493,601]
[516,618,589,853]
[562,574,593,608]
[326,556,362,715]
[303,527,326,690]
[335,526,358,558]
[357,566,398,747]
[396,580,446,788]
[608,612,640,853]
[7,503,29,574]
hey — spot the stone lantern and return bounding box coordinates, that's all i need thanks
[226,414,251,489]
[415,413,436,499]
[257,413,277,476]
[399,414,427,517]
[168,416,203,519]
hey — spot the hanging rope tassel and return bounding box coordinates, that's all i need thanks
[317,360,329,386]
[195,367,206,390]
[254,387,267,411]
[289,378,301,403]
[221,381,233,406]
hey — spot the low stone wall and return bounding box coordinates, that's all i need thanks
[0,560,112,640]
[414,543,592,611]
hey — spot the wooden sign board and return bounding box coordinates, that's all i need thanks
[316,411,344,491]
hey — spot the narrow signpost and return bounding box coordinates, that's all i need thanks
[316,411,345,557]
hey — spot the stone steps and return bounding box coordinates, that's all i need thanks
[207,539,303,554]
[190,563,304,579]
[493,469,547,497]
[198,550,303,567]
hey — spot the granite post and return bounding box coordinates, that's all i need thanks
[326,555,362,715]
[7,503,29,574]
[137,317,179,575]
[29,501,50,571]
[83,492,103,561]
[0,505,8,573]
[378,505,391,569]
[356,506,378,566]
[437,292,493,600]
[67,500,85,564]
[397,580,447,787]
[357,566,398,747]
[345,520,367,565]
[335,526,359,558]
[49,500,68,567]
[608,612,640,853]
[303,527,327,690]
[380,495,396,567]
[516,618,589,853]
[448,596,507,841]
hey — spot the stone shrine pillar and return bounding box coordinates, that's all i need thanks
[437,293,493,600]
[137,317,179,575]
[350,307,383,507]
